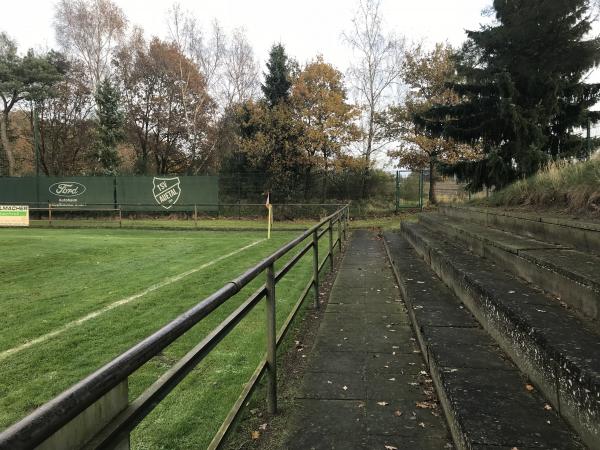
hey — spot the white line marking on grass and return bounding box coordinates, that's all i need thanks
[0,239,265,361]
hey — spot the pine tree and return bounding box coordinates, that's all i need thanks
[422,0,600,190]
[94,77,124,174]
[261,44,292,107]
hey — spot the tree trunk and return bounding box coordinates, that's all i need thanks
[321,154,328,203]
[428,158,437,205]
[0,112,15,176]
[361,109,375,199]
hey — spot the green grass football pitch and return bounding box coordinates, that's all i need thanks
[0,226,333,448]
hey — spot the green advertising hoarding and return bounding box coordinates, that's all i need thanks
[116,176,218,211]
[0,176,219,211]
[0,176,115,208]
[43,177,115,208]
[0,178,38,204]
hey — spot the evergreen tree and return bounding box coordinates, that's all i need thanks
[94,77,124,174]
[261,44,292,106]
[422,0,600,190]
[0,34,65,176]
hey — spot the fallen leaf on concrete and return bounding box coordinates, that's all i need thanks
[384,445,398,450]
[525,384,535,392]
[416,401,435,409]
[544,404,552,411]
[418,422,426,428]
[394,410,402,417]
[251,431,260,440]
[388,377,396,381]
[259,423,268,431]
[377,401,389,406]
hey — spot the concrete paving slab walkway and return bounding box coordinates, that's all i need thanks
[282,230,453,450]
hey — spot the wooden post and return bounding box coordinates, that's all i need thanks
[328,219,334,271]
[194,204,198,229]
[313,230,319,309]
[265,263,277,414]
[118,207,122,228]
[48,203,52,227]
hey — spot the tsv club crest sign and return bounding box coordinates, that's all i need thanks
[153,177,182,210]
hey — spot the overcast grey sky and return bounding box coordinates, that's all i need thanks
[4,0,493,71]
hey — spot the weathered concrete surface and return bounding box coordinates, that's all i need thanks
[37,380,129,450]
[419,213,600,324]
[401,221,600,448]
[384,232,584,450]
[439,205,600,256]
[282,230,452,450]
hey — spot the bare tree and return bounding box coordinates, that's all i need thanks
[166,5,226,104]
[221,28,260,107]
[54,0,127,87]
[343,0,404,168]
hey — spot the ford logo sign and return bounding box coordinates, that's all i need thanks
[49,182,87,197]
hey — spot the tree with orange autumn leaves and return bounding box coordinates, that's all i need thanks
[291,56,361,199]
[114,36,215,174]
[380,43,482,204]
[237,52,361,200]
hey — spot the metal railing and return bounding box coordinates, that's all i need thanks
[0,204,350,450]
[12,202,348,226]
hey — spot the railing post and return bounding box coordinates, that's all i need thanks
[343,207,348,241]
[48,202,52,227]
[328,219,334,271]
[312,229,319,310]
[194,204,198,229]
[265,263,277,415]
[118,207,122,228]
[338,214,342,251]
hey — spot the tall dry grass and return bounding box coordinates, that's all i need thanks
[483,157,600,215]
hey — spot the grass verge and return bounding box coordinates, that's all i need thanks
[480,159,600,216]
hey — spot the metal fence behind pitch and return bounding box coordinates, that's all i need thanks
[0,205,350,450]
[395,170,425,211]
[14,203,347,229]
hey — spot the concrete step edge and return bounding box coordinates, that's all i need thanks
[418,213,600,324]
[382,232,584,450]
[438,205,600,256]
[400,221,600,449]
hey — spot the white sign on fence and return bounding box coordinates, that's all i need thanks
[0,205,29,227]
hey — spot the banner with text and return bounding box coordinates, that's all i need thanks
[0,205,29,227]
[0,176,219,211]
